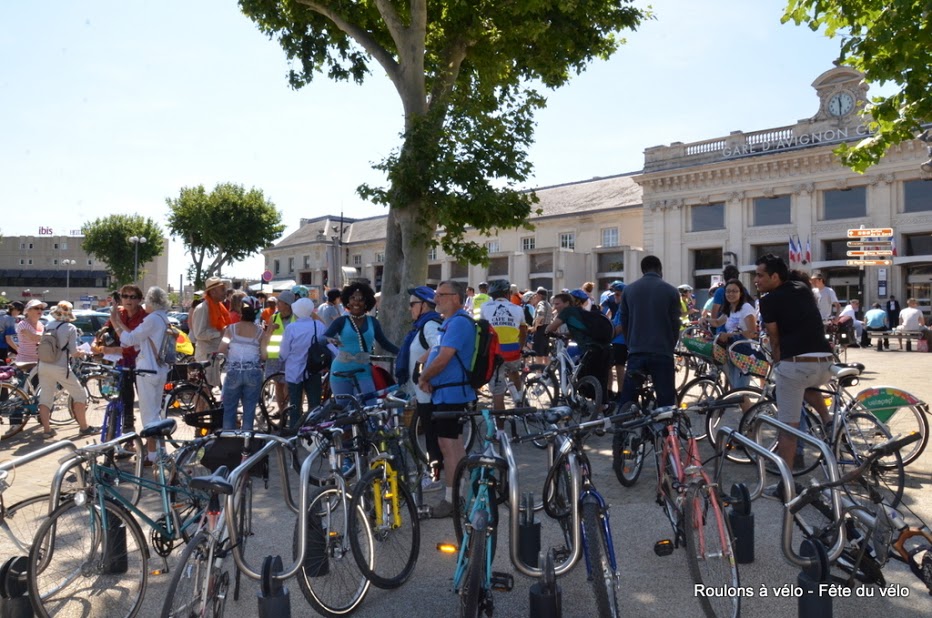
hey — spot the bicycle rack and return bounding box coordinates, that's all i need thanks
[257,555,290,617]
[713,418,846,570]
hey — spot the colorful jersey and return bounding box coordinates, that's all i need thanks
[480,298,524,362]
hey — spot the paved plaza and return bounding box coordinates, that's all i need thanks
[2,345,931,617]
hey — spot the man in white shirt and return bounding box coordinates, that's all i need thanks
[840,299,867,347]
[895,298,930,351]
[811,273,840,319]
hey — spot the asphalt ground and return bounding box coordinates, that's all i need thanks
[2,344,931,617]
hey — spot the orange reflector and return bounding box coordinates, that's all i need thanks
[437,542,458,554]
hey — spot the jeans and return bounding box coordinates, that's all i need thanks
[617,353,676,409]
[330,375,377,406]
[287,374,322,429]
[725,361,751,390]
[222,367,263,430]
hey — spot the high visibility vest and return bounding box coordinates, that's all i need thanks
[266,312,296,359]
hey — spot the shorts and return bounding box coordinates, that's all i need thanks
[431,402,469,439]
[611,343,629,366]
[531,329,550,356]
[773,359,833,424]
[264,358,285,381]
[38,363,87,408]
[489,359,522,396]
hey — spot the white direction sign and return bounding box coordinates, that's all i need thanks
[847,227,894,238]
[847,259,893,266]
[847,250,894,257]
[846,241,893,247]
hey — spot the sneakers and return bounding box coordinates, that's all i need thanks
[431,500,455,518]
[421,477,443,493]
[78,426,99,436]
[764,481,804,501]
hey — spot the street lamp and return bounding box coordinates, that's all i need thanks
[129,236,147,283]
[62,259,76,303]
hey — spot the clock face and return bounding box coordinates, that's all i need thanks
[828,92,855,117]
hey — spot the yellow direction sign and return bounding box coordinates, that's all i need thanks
[847,250,894,257]
[847,228,893,238]
[846,241,893,247]
[846,259,893,266]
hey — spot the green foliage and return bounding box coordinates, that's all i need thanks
[783,0,932,172]
[80,215,164,288]
[166,182,285,289]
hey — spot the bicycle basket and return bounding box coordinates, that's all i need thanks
[182,408,223,436]
[200,436,269,477]
[682,329,715,360]
[728,342,770,378]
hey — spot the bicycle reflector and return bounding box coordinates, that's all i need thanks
[654,539,674,557]
[437,542,458,554]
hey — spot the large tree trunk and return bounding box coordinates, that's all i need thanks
[379,202,429,346]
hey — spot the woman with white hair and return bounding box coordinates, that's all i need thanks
[36,301,98,439]
[109,286,172,464]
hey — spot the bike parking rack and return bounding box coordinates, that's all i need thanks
[713,418,847,569]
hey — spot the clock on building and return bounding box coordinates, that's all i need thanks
[827,91,855,117]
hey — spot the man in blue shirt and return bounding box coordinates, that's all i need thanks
[863,302,890,351]
[418,280,476,517]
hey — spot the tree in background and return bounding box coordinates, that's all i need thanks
[166,183,285,290]
[783,1,932,172]
[239,0,648,340]
[81,215,164,288]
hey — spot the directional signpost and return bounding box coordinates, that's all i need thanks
[847,227,895,298]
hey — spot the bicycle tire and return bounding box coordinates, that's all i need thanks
[349,467,420,589]
[233,479,253,601]
[1,493,54,555]
[524,376,555,411]
[542,452,574,519]
[160,530,220,618]
[835,413,905,508]
[85,372,120,402]
[451,458,500,559]
[570,375,602,421]
[615,429,646,487]
[865,400,929,468]
[738,399,824,477]
[0,385,31,440]
[706,387,765,463]
[258,372,285,432]
[459,509,489,618]
[28,498,148,618]
[165,384,205,415]
[293,485,373,617]
[581,499,620,618]
[48,385,76,425]
[674,353,692,391]
[684,482,741,618]
[677,377,724,442]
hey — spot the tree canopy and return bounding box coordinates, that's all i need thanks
[166,182,285,289]
[81,215,164,288]
[239,0,647,339]
[783,0,932,172]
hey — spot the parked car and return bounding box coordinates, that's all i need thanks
[169,312,189,334]
[71,310,111,346]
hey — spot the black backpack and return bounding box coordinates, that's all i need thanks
[304,331,333,379]
[578,308,614,343]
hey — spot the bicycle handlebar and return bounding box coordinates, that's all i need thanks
[432,406,538,421]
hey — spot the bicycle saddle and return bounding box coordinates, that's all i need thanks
[189,465,234,495]
[139,418,177,438]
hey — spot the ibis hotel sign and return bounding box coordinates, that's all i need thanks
[722,124,874,159]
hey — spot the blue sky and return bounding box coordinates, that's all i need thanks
[1,0,875,284]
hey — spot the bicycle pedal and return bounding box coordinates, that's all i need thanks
[490,571,514,592]
[654,539,675,557]
[417,505,432,520]
[552,547,571,563]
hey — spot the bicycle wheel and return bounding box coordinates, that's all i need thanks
[294,485,373,617]
[542,453,574,519]
[349,467,420,589]
[459,510,489,618]
[738,399,823,477]
[48,385,76,425]
[615,430,646,487]
[674,353,692,391]
[569,375,602,421]
[28,498,148,618]
[677,377,724,442]
[684,482,740,618]
[233,479,253,601]
[865,400,929,468]
[835,413,905,508]
[706,387,765,463]
[85,372,120,402]
[524,376,555,410]
[0,386,30,440]
[160,530,227,618]
[581,499,619,618]
[1,494,54,555]
[165,384,202,415]
[258,373,285,432]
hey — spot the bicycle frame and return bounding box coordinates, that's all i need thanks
[574,449,619,580]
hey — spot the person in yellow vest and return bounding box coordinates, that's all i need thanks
[471,281,490,319]
[262,289,298,414]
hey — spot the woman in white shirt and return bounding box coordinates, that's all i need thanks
[709,279,759,389]
[110,286,172,463]
[218,299,265,430]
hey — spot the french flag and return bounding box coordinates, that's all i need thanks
[892,237,898,257]
[805,236,812,263]
[788,236,796,262]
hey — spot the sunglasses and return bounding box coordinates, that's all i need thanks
[121,294,141,300]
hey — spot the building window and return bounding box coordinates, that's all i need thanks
[488,257,509,277]
[823,187,866,220]
[19,259,25,265]
[752,243,789,264]
[601,228,619,247]
[376,252,385,263]
[597,251,624,273]
[274,259,280,275]
[428,247,437,261]
[53,243,59,249]
[905,233,932,256]
[352,254,362,266]
[20,242,25,250]
[691,203,725,232]
[62,242,68,250]
[303,255,310,268]
[559,232,576,250]
[53,259,58,265]
[521,237,535,251]
[904,180,932,213]
[752,195,792,226]
[486,240,500,254]
[529,253,554,273]
[287,257,294,272]
[427,264,442,281]
[451,261,468,278]
[692,248,720,271]
[87,259,92,265]
[823,239,849,261]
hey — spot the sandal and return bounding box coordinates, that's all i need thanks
[41,429,57,440]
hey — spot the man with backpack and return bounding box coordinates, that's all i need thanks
[546,289,612,404]
[279,297,331,428]
[397,286,444,492]
[481,279,527,411]
[418,281,477,518]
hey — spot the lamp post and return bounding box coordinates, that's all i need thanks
[62,259,76,303]
[129,236,147,284]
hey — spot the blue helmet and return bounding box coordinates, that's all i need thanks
[570,289,589,302]
[291,285,310,299]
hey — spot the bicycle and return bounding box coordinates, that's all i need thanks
[0,362,79,439]
[523,333,603,421]
[26,418,208,618]
[615,402,741,618]
[164,358,221,415]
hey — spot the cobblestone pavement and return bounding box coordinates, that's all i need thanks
[2,346,931,617]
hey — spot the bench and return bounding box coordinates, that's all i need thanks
[869,330,927,351]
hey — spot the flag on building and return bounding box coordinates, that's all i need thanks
[805,236,812,263]
[788,235,797,262]
[892,236,898,257]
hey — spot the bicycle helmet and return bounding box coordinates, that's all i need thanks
[569,289,589,302]
[678,284,693,293]
[488,279,511,298]
[291,285,310,299]
[609,280,625,292]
